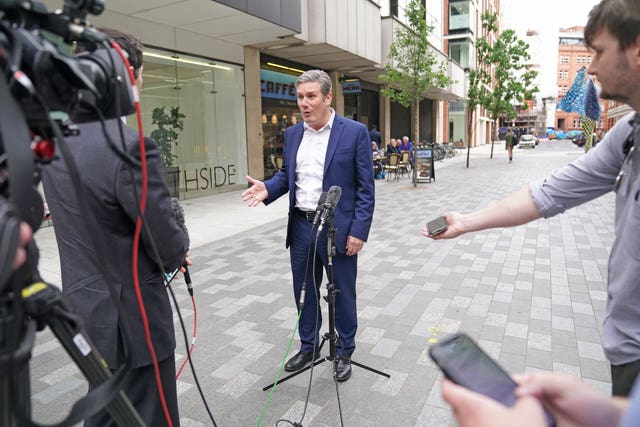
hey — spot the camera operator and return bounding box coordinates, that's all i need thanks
[41,28,189,427]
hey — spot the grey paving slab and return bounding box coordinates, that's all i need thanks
[25,140,617,426]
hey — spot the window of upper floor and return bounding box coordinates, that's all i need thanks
[449,39,472,68]
[449,0,471,32]
[390,0,399,17]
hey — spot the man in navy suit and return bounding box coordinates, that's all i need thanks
[243,69,375,381]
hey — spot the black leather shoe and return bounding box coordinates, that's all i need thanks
[285,350,320,372]
[335,357,352,382]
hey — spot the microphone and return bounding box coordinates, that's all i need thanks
[170,198,192,295]
[312,192,328,227]
[324,186,342,210]
[318,185,342,231]
[171,197,190,249]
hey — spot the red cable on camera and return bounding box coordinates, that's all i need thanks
[111,41,174,427]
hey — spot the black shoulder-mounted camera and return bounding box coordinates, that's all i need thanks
[1,0,135,131]
[0,0,136,231]
[0,0,136,285]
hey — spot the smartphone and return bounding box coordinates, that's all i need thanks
[429,333,555,427]
[426,216,448,236]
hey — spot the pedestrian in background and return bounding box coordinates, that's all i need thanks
[505,127,516,163]
[369,124,381,147]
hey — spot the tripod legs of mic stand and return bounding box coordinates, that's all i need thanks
[262,216,389,392]
[262,278,389,392]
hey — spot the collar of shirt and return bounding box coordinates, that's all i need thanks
[295,109,335,210]
[302,109,335,133]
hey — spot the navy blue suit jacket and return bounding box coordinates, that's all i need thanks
[264,113,375,253]
[42,120,188,369]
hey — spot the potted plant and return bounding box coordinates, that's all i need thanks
[150,106,185,197]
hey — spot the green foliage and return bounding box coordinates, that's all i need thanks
[379,0,452,140]
[468,12,539,126]
[150,106,185,167]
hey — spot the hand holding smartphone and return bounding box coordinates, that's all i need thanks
[426,215,448,236]
[429,333,555,427]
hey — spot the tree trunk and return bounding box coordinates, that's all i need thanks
[465,106,474,168]
[412,101,420,143]
[489,120,497,159]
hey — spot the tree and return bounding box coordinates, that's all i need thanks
[379,0,452,143]
[465,12,538,165]
[151,105,185,167]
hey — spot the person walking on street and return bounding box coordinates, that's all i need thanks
[423,0,640,398]
[369,124,381,147]
[242,69,375,382]
[505,127,516,163]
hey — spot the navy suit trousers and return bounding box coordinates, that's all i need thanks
[289,213,358,357]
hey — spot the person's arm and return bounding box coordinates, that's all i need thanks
[442,380,547,427]
[515,373,628,427]
[117,134,188,271]
[422,186,541,239]
[347,124,375,256]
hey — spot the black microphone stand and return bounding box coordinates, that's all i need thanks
[263,207,389,391]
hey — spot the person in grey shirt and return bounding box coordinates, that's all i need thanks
[423,0,640,398]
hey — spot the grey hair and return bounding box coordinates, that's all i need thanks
[296,69,332,96]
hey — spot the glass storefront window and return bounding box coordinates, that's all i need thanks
[260,68,302,178]
[129,49,246,198]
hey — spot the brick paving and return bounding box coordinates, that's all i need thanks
[27,140,614,426]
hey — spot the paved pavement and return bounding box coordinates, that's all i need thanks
[27,140,615,426]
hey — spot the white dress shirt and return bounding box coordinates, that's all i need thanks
[295,110,335,211]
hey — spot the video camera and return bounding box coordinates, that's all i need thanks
[0,0,136,277]
[1,0,135,129]
[1,2,145,425]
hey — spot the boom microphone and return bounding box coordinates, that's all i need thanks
[171,197,190,249]
[312,192,328,227]
[170,197,192,294]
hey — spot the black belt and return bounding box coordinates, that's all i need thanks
[294,208,315,222]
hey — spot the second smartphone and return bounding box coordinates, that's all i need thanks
[429,333,555,427]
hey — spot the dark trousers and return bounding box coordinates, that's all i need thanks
[84,355,179,427]
[611,359,640,396]
[289,213,358,358]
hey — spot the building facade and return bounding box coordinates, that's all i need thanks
[444,0,501,148]
[43,0,498,198]
[555,26,604,133]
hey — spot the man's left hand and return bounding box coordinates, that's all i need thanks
[346,236,364,256]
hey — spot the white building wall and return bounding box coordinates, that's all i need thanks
[309,0,382,64]
[426,0,444,49]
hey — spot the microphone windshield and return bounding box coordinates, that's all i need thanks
[171,197,190,249]
[324,185,342,209]
[317,192,328,207]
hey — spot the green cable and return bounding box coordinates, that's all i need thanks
[255,309,303,427]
